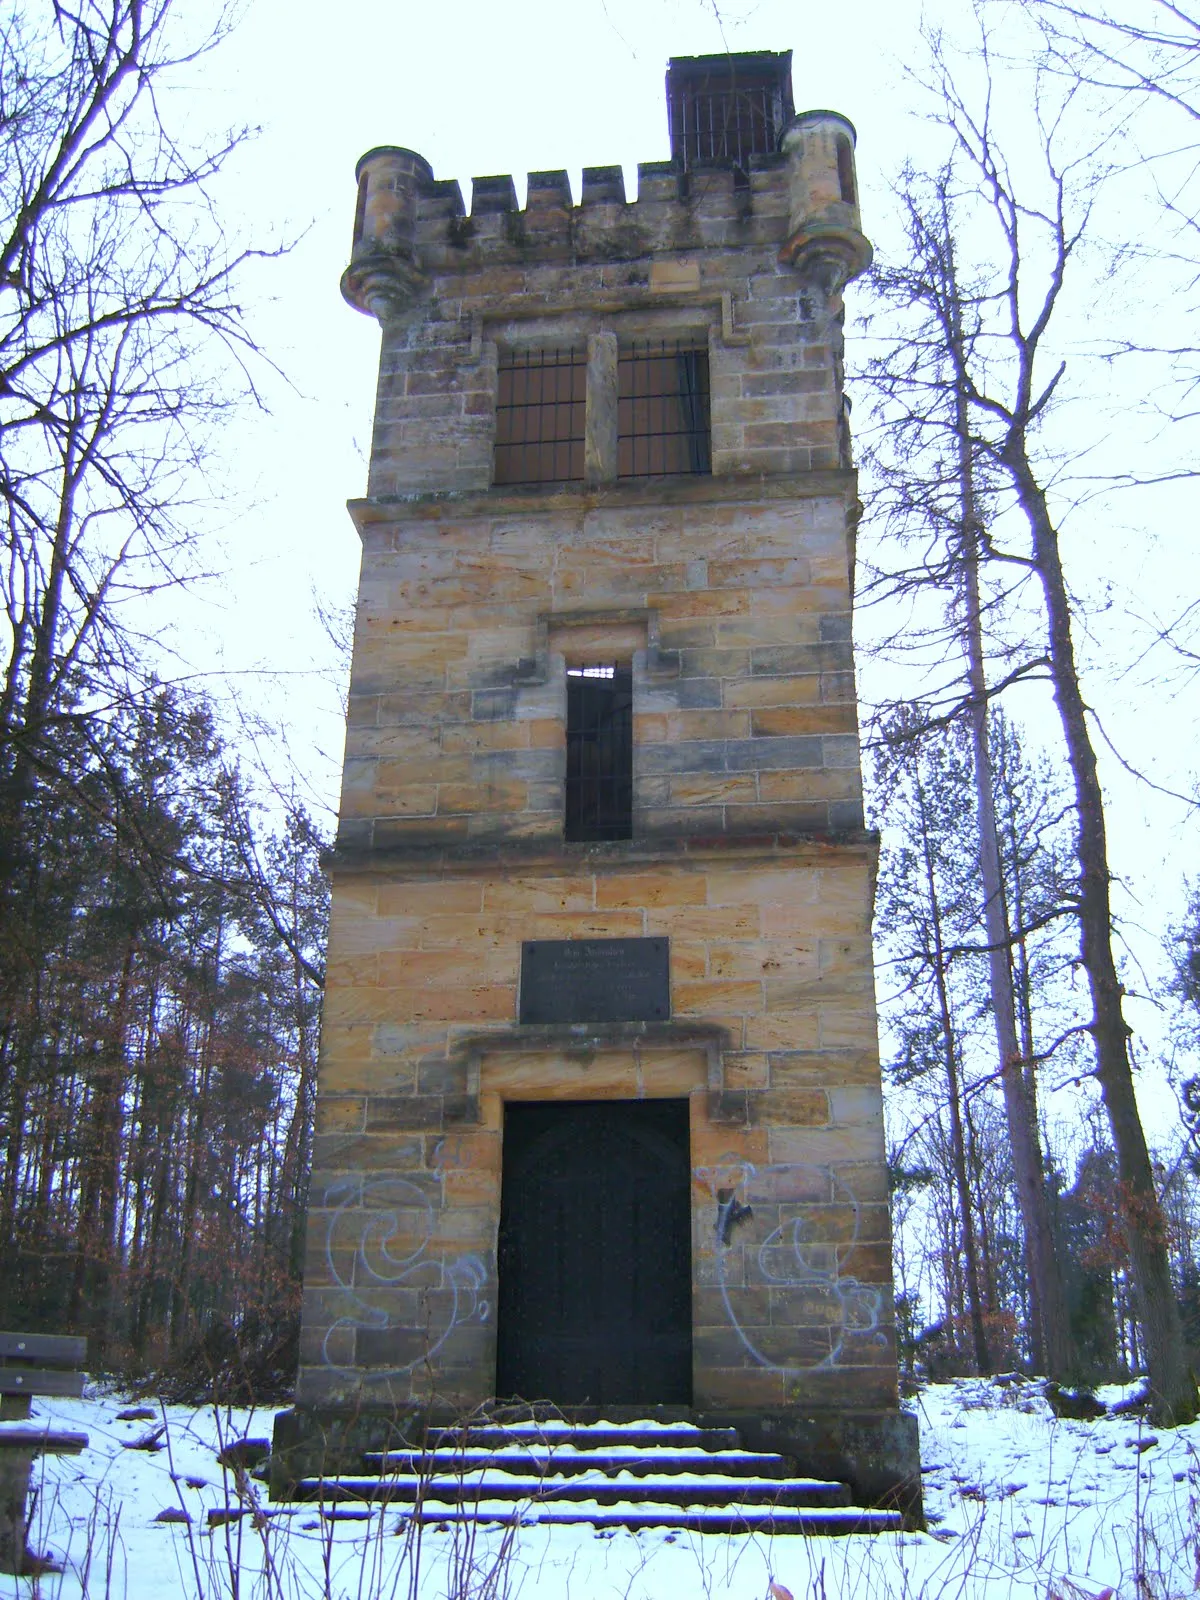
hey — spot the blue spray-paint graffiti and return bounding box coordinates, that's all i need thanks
[321,1160,489,1376]
[696,1160,887,1373]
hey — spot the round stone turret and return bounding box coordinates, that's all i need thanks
[341,146,433,321]
[778,112,873,298]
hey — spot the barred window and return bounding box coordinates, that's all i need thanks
[666,52,794,170]
[565,664,633,843]
[494,347,586,486]
[618,341,711,479]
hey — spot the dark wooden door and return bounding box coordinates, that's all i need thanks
[496,1099,693,1405]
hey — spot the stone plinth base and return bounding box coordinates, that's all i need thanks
[269,1402,923,1527]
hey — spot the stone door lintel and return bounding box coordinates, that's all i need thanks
[427,1020,757,1126]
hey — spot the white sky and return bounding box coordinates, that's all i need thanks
[154,0,1199,1132]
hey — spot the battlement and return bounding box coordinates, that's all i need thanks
[414,152,788,223]
[401,154,790,276]
[343,109,870,317]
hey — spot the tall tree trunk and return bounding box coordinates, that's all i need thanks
[916,770,992,1374]
[1008,451,1197,1423]
[942,227,1078,1383]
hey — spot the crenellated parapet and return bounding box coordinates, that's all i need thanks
[342,118,870,318]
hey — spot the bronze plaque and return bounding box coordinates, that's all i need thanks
[519,937,670,1025]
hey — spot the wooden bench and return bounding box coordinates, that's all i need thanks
[0,1332,88,1574]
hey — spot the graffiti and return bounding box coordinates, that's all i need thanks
[321,1143,489,1375]
[696,1160,887,1373]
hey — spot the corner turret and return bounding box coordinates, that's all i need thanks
[779,111,872,297]
[341,146,433,320]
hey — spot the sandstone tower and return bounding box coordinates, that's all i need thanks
[279,52,919,1511]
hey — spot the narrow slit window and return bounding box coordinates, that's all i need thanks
[618,340,711,479]
[494,348,586,486]
[352,173,369,246]
[565,663,633,843]
[836,135,856,205]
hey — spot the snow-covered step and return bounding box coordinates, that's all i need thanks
[296,1470,852,1508]
[363,1446,795,1479]
[422,1423,742,1452]
[389,1499,905,1536]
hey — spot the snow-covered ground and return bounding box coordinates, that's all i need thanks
[1,1377,1192,1600]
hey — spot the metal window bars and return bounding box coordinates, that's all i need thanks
[494,347,586,487]
[669,82,783,167]
[665,54,794,171]
[565,664,633,843]
[618,340,711,479]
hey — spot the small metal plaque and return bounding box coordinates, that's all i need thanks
[519,937,670,1026]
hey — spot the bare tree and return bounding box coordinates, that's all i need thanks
[0,0,271,899]
[874,713,995,1373]
[864,169,1080,1383]
[1028,1,1200,138]
[861,21,1197,1421]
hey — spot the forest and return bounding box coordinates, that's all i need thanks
[2,0,1200,1424]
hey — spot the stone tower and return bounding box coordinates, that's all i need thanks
[279,52,918,1511]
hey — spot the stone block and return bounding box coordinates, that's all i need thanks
[708,938,817,980]
[742,1013,821,1051]
[724,736,824,771]
[767,1125,885,1167]
[827,1084,885,1125]
[594,871,707,908]
[763,1087,829,1125]
[481,876,594,913]
[311,1133,425,1173]
[819,1007,881,1049]
[689,1120,769,1168]
[364,1096,445,1132]
[668,768,761,806]
[637,740,728,776]
[314,1097,366,1135]
[355,1326,436,1370]
[377,880,483,916]
[764,975,833,1010]
[724,673,822,709]
[673,979,762,1016]
[694,1366,787,1409]
[751,705,857,736]
[646,904,760,938]
[694,1286,771,1327]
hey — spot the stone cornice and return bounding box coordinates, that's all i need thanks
[323,828,880,881]
[346,468,860,536]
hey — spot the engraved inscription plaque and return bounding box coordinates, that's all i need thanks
[519,937,670,1025]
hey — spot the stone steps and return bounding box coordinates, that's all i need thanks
[301,1471,852,1507]
[358,1447,800,1480]
[286,1419,903,1535]
[379,1501,903,1536]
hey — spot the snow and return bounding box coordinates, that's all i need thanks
[1,1377,1192,1600]
[307,1470,843,1493]
[366,1443,772,1461]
